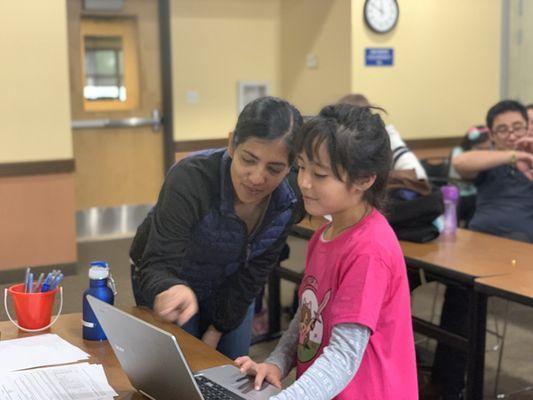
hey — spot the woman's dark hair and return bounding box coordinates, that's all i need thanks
[295,103,392,210]
[486,100,528,130]
[232,96,303,164]
[526,103,533,111]
[338,93,371,107]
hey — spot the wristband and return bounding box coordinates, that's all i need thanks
[510,151,517,168]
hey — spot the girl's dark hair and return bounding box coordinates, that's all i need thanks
[338,93,370,107]
[460,125,490,151]
[232,96,303,164]
[295,103,392,210]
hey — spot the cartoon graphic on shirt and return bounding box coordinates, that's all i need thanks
[297,281,331,363]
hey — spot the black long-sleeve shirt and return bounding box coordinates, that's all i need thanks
[130,149,302,332]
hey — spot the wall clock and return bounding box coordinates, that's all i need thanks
[364,0,399,34]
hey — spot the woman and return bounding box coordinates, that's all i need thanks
[130,97,303,359]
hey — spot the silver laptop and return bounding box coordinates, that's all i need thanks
[86,295,280,400]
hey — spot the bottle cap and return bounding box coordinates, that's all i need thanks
[90,261,109,268]
[441,185,459,202]
[89,261,109,279]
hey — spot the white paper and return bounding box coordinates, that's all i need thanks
[0,362,118,400]
[0,334,90,373]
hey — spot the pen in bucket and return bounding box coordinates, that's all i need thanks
[24,267,30,293]
[42,270,62,292]
[34,272,45,292]
[5,274,64,332]
[27,273,34,294]
[40,273,53,293]
[51,273,64,290]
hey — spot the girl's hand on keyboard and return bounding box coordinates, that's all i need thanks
[234,356,282,390]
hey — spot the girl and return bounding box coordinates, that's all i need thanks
[236,104,418,399]
[130,96,303,359]
[448,125,491,226]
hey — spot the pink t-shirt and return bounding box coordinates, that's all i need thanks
[296,209,418,400]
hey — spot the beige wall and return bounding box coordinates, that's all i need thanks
[169,0,500,140]
[280,0,352,115]
[171,0,281,141]
[351,0,501,139]
[0,1,76,272]
[0,0,72,163]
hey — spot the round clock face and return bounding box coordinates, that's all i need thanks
[364,0,399,34]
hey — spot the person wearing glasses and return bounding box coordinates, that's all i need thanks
[453,99,533,242]
[420,101,533,400]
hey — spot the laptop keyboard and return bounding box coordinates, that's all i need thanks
[195,375,246,400]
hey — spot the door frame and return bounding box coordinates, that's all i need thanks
[159,0,176,172]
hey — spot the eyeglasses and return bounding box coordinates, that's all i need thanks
[492,124,527,138]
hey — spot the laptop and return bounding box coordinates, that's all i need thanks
[86,295,281,400]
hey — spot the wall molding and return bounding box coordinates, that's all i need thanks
[175,139,227,152]
[0,262,77,285]
[405,136,461,149]
[0,159,75,177]
[174,137,461,153]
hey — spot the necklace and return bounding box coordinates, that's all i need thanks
[235,194,271,235]
[325,204,372,240]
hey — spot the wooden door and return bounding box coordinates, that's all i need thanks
[67,0,165,209]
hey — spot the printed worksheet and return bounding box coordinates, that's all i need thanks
[0,363,117,400]
[0,334,90,373]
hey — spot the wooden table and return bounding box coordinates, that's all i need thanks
[400,228,532,281]
[287,219,533,400]
[296,218,532,280]
[476,270,533,308]
[0,308,231,399]
[474,270,533,397]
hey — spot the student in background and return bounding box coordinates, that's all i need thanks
[448,125,491,226]
[338,93,428,180]
[424,100,533,400]
[453,100,533,242]
[129,97,304,359]
[236,104,418,399]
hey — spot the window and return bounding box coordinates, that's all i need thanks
[84,36,125,101]
[80,18,139,111]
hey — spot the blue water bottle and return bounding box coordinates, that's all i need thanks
[82,261,116,340]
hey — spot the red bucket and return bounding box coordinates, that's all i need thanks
[4,283,63,332]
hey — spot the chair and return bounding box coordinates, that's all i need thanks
[420,156,451,188]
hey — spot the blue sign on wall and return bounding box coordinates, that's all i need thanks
[365,48,394,66]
